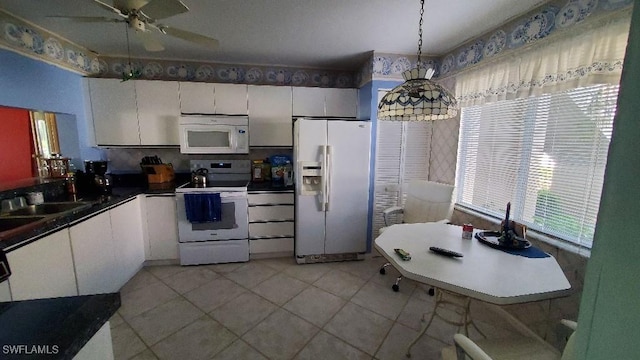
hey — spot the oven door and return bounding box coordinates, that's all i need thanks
[176,191,248,241]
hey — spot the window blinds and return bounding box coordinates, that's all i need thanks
[456,84,618,249]
[373,89,433,236]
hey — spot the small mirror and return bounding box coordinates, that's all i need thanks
[29,110,61,177]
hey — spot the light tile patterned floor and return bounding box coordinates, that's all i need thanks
[110,255,512,360]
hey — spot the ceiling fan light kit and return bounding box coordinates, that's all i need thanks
[377,0,458,121]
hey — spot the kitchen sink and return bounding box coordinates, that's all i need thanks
[1,202,93,217]
[0,216,47,233]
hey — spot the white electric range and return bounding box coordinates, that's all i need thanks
[175,160,250,265]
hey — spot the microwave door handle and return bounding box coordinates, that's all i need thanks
[228,129,235,150]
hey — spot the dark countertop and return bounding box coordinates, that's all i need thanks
[0,177,292,252]
[0,293,120,360]
[0,184,179,253]
[247,182,294,192]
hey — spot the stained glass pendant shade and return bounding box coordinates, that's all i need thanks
[377,0,458,121]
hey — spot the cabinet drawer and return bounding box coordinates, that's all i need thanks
[249,205,294,222]
[250,238,294,254]
[248,193,294,205]
[249,221,294,238]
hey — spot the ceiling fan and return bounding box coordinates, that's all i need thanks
[49,0,219,52]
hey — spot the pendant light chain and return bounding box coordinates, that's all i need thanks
[417,0,425,68]
[125,24,133,72]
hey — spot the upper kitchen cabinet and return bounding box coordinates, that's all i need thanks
[215,83,248,115]
[89,78,181,146]
[325,88,357,118]
[89,78,140,145]
[179,82,248,115]
[248,85,293,146]
[136,80,180,145]
[292,87,357,118]
[292,87,325,117]
[179,82,214,114]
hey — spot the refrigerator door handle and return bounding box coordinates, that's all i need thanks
[325,145,332,211]
[321,145,327,212]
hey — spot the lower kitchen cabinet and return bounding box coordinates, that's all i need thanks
[7,229,78,300]
[110,197,145,289]
[70,210,117,295]
[143,194,179,261]
[0,282,11,301]
[248,191,294,257]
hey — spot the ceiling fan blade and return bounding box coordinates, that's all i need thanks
[157,25,219,49]
[93,0,126,17]
[136,31,165,52]
[46,15,124,23]
[139,0,189,20]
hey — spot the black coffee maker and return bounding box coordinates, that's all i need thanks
[80,160,112,194]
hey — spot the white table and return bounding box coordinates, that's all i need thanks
[374,222,572,357]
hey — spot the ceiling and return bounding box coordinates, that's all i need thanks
[1,0,549,71]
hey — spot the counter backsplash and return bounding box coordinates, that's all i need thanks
[106,148,293,174]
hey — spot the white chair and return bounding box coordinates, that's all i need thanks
[441,317,578,360]
[378,180,455,291]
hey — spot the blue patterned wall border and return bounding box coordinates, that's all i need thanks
[357,52,441,87]
[0,9,356,88]
[3,0,632,89]
[360,0,633,85]
[0,10,101,75]
[95,56,356,88]
[438,0,633,78]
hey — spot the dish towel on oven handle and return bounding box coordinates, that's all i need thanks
[184,193,222,223]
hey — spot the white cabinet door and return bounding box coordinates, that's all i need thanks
[249,205,294,222]
[292,87,325,117]
[145,195,179,260]
[179,82,215,114]
[215,83,248,115]
[70,211,117,295]
[136,80,180,145]
[248,193,294,205]
[89,78,140,145]
[248,85,293,146]
[325,88,357,118]
[7,229,77,300]
[0,282,11,301]
[110,197,145,289]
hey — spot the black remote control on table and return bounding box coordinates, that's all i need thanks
[429,247,463,258]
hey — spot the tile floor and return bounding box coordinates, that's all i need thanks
[109,255,519,360]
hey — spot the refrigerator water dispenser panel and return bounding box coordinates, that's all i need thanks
[299,162,323,195]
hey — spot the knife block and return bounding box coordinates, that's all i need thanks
[141,164,175,184]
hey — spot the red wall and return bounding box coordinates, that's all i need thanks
[0,106,33,183]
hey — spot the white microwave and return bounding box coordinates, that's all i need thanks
[179,115,249,154]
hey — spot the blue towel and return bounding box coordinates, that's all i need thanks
[184,193,222,223]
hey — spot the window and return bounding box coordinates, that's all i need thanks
[456,84,618,249]
[372,90,432,237]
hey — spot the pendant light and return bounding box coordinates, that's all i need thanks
[377,0,458,121]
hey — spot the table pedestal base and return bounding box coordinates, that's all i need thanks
[406,289,485,358]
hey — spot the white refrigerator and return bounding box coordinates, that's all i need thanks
[294,118,371,263]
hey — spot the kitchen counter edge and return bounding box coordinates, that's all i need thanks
[0,186,177,253]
